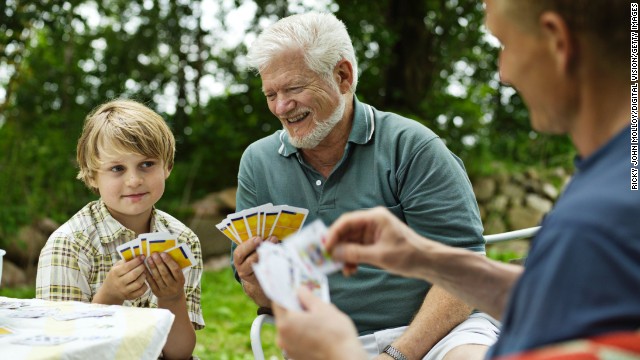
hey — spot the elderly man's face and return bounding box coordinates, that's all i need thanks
[260,49,346,149]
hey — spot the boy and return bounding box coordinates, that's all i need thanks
[36,99,204,359]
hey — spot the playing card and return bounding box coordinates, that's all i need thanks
[254,243,301,310]
[0,326,15,336]
[284,220,343,274]
[228,214,252,242]
[12,335,78,346]
[243,209,261,239]
[53,309,116,321]
[262,206,280,239]
[139,237,149,258]
[252,220,339,311]
[147,238,177,256]
[116,239,141,261]
[269,205,309,240]
[6,308,58,318]
[141,232,176,257]
[0,300,29,309]
[215,203,309,244]
[216,220,240,245]
[164,243,196,270]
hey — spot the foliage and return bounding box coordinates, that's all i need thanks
[0,0,574,244]
[0,285,36,299]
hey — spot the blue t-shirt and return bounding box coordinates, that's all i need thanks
[489,126,640,357]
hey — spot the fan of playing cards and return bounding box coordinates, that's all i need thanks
[117,232,196,270]
[252,220,343,311]
[216,203,309,244]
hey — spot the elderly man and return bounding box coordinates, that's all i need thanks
[232,11,498,360]
[273,1,639,359]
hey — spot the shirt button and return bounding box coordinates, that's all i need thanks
[315,180,322,186]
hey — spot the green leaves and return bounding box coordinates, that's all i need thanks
[0,0,572,244]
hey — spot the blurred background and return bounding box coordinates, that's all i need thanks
[0,0,574,287]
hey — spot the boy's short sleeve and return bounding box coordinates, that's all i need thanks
[36,232,94,302]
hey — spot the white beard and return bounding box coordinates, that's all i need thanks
[287,95,346,149]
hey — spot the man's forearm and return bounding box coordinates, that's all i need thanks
[410,240,523,320]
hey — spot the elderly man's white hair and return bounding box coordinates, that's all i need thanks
[247,12,359,93]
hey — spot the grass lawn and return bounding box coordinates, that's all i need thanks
[0,267,283,359]
[196,267,283,359]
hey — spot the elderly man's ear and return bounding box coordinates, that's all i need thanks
[334,59,354,94]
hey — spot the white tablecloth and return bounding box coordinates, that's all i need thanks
[0,296,174,360]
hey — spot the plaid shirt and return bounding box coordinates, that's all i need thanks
[36,199,205,329]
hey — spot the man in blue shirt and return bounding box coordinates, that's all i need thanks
[272,0,639,359]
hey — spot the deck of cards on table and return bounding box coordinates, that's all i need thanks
[117,232,196,269]
[215,203,309,244]
[252,220,343,310]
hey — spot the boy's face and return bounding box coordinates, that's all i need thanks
[89,150,170,230]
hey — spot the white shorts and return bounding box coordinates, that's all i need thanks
[359,312,500,360]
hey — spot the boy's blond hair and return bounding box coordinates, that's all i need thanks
[76,99,176,194]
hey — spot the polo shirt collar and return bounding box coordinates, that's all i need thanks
[277,96,376,157]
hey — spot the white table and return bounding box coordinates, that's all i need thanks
[0,296,174,360]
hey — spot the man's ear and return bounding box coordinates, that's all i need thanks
[165,165,172,180]
[540,11,577,74]
[334,59,354,94]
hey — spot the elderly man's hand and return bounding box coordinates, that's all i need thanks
[273,288,367,360]
[233,235,279,307]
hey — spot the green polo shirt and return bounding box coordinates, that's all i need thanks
[233,96,484,335]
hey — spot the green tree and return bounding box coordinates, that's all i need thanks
[0,0,573,246]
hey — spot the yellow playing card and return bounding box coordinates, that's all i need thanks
[165,244,196,269]
[270,206,309,240]
[147,238,177,255]
[229,215,251,242]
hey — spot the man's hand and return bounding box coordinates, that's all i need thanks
[146,252,185,302]
[327,206,434,279]
[233,236,279,307]
[273,288,367,360]
[95,257,148,305]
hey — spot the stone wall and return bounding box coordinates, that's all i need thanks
[473,167,571,257]
[473,167,570,234]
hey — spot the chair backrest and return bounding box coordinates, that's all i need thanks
[251,314,275,360]
[483,226,540,244]
[250,226,542,359]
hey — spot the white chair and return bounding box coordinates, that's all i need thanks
[483,226,540,244]
[250,226,541,360]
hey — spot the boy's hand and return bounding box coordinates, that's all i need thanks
[146,252,185,302]
[97,257,148,305]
